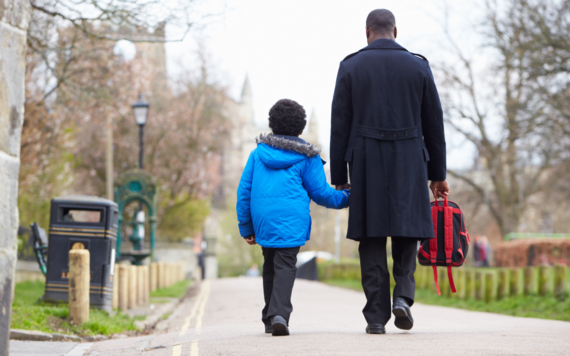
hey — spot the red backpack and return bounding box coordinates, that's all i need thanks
[417,196,470,295]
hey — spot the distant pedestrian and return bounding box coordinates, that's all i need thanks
[246,264,260,277]
[473,234,482,266]
[236,99,350,336]
[479,235,490,267]
[330,9,449,334]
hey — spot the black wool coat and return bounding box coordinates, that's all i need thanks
[330,39,446,241]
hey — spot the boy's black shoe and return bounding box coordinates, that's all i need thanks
[392,297,414,330]
[365,324,386,334]
[265,324,272,334]
[271,315,290,336]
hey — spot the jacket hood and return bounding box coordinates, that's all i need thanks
[256,134,321,170]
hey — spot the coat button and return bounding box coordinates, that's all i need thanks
[405,131,409,136]
[393,132,398,137]
[381,132,385,137]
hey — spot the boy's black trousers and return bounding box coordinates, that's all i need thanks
[261,246,300,326]
[359,237,417,326]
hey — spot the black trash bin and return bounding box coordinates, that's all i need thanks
[43,195,118,311]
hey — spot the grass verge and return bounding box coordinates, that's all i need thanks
[150,280,191,299]
[11,281,143,336]
[323,278,570,322]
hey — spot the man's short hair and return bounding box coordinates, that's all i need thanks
[268,99,307,136]
[366,9,396,34]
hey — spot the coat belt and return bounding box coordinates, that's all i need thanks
[356,125,419,141]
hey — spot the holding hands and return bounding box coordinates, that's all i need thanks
[245,236,257,245]
[335,183,351,191]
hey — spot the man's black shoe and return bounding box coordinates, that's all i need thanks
[271,315,290,336]
[265,324,272,334]
[392,297,414,330]
[365,324,386,334]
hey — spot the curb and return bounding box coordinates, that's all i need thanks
[10,329,113,342]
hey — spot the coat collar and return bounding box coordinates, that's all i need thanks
[256,134,321,158]
[343,39,411,61]
[362,38,408,52]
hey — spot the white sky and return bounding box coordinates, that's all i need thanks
[165,0,483,169]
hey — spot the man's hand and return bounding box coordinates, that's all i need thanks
[335,183,351,191]
[245,236,257,245]
[429,181,450,199]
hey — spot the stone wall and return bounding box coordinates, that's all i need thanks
[153,242,198,279]
[0,0,30,354]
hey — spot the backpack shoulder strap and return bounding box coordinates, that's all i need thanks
[430,200,440,296]
[442,197,457,293]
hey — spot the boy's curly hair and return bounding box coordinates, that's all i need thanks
[268,99,307,136]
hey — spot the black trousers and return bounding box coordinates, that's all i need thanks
[261,246,300,326]
[359,237,417,325]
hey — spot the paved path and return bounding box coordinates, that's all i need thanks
[85,277,570,356]
[10,277,570,355]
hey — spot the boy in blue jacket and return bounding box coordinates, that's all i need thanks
[236,99,350,336]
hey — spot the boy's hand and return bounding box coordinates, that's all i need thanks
[245,236,257,245]
[335,183,351,191]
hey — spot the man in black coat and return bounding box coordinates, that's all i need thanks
[330,9,450,334]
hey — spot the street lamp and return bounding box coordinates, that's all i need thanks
[131,94,149,169]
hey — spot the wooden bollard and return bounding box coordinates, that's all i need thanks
[497,270,507,300]
[554,265,567,298]
[158,262,165,289]
[538,266,550,297]
[128,266,138,308]
[422,266,430,290]
[523,267,534,296]
[112,265,119,310]
[484,272,494,303]
[174,262,179,283]
[137,266,145,305]
[455,269,465,299]
[69,247,90,324]
[464,269,474,300]
[415,267,424,290]
[439,267,451,297]
[167,263,173,287]
[426,266,433,291]
[164,263,170,287]
[150,263,158,292]
[118,265,129,311]
[474,270,483,300]
[509,269,520,297]
[417,267,425,290]
[144,265,150,303]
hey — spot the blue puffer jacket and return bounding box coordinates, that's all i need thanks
[236,134,350,248]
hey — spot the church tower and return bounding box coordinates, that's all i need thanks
[239,74,254,125]
[301,109,321,151]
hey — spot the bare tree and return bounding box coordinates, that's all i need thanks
[439,0,570,236]
[26,0,214,102]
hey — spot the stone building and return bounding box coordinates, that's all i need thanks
[0,0,31,352]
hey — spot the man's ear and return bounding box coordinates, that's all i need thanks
[394,27,398,39]
[366,26,370,39]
